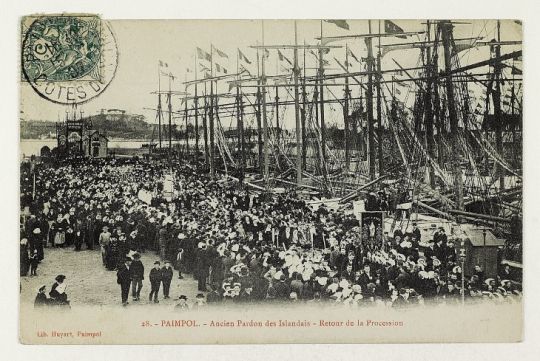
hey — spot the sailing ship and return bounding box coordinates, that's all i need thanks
[145,20,522,270]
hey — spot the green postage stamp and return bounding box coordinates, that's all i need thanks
[21,14,117,105]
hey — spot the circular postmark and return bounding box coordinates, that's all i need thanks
[21,15,118,105]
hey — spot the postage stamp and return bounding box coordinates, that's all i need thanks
[21,14,118,105]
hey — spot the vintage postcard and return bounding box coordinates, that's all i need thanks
[19,17,523,344]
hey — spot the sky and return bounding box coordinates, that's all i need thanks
[19,19,522,130]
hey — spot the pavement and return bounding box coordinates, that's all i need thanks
[20,246,201,308]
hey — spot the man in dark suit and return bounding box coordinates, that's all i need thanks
[161,260,174,299]
[116,258,132,306]
[130,253,144,301]
[149,261,162,303]
[195,244,210,292]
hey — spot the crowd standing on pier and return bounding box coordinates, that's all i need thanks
[20,158,522,309]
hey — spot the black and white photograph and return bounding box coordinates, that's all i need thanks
[17,16,524,344]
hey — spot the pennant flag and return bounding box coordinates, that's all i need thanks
[238,49,252,64]
[384,20,407,39]
[159,60,168,68]
[278,50,292,66]
[213,46,229,59]
[511,66,522,75]
[197,47,212,62]
[514,20,522,26]
[347,48,360,63]
[324,20,350,31]
[204,71,211,79]
[229,81,237,92]
[215,63,228,74]
[160,71,176,80]
[264,49,270,59]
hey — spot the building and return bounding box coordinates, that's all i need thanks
[83,130,109,158]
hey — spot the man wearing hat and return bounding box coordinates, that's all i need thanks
[175,295,189,310]
[149,261,163,303]
[161,260,174,299]
[130,253,144,301]
[116,257,132,306]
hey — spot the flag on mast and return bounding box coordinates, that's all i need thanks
[347,48,360,63]
[197,47,212,62]
[238,49,252,64]
[214,46,229,59]
[159,60,168,67]
[215,63,228,74]
[324,20,350,31]
[384,20,407,39]
[277,50,292,66]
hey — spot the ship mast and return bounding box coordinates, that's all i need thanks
[209,45,215,178]
[344,43,350,171]
[318,20,329,192]
[424,20,436,187]
[494,20,504,190]
[157,65,163,151]
[194,57,199,162]
[293,20,303,186]
[440,20,464,210]
[366,20,375,180]
[261,21,270,189]
[376,20,383,175]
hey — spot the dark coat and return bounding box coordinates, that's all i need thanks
[273,281,291,300]
[149,268,163,283]
[116,264,132,285]
[34,293,49,308]
[130,260,145,280]
[161,266,173,282]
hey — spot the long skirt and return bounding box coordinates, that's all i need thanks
[54,232,65,246]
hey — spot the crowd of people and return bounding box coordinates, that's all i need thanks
[20,157,522,309]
